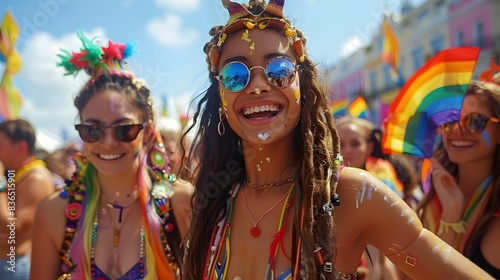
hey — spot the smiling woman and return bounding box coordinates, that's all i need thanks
[179,0,493,279]
[29,32,193,280]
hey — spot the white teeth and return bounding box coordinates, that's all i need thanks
[451,140,475,147]
[243,104,279,115]
[99,154,122,160]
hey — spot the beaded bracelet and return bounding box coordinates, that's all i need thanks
[438,219,466,235]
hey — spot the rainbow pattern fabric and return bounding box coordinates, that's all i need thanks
[0,11,22,121]
[382,47,480,158]
[330,98,348,117]
[348,96,369,119]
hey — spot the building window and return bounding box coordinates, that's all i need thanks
[456,31,464,46]
[431,35,444,55]
[475,21,485,47]
[412,47,424,71]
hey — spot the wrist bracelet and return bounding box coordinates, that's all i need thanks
[438,219,466,235]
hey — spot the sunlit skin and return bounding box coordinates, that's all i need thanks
[442,94,500,167]
[80,90,148,178]
[431,93,500,271]
[337,122,372,169]
[214,28,301,279]
[219,29,301,150]
[207,28,493,279]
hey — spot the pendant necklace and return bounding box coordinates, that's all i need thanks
[241,185,293,238]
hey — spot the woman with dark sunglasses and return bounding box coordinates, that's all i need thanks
[418,78,500,278]
[179,0,492,279]
[30,32,193,280]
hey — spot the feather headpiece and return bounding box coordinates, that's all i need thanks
[57,31,137,79]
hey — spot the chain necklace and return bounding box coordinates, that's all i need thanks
[246,177,294,190]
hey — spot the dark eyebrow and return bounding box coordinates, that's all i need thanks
[82,118,135,125]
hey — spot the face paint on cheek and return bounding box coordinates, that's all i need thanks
[482,130,491,148]
[220,89,228,107]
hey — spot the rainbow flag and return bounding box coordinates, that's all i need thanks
[329,98,348,117]
[382,47,480,158]
[348,96,369,119]
[0,11,22,121]
[381,18,403,86]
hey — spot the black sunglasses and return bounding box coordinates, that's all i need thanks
[75,122,147,143]
[215,56,298,92]
[442,113,500,133]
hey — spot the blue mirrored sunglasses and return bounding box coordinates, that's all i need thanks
[215,56,298,92]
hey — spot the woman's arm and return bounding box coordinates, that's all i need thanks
[30,192,66,280]
[337,167,492,279]
[171,180,194,239]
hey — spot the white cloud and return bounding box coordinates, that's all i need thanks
[18,29,106,142]
[147,14,199,48]
[340,35,364,58]
[154,0,200,11]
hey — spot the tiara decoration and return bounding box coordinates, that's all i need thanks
[478,55,500,84]
[209,0,304,72]
[57,30,137,78]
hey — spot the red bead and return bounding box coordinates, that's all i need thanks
[250,226,260,238]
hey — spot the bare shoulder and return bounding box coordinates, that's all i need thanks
[34,191,68,248]
[37,191,68,220]
[172,179,194,201]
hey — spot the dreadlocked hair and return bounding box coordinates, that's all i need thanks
[182,4,341,279]
[417,80,500,256]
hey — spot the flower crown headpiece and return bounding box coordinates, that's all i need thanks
[209,0,305,73]
[478,55,500,85]
[57,30,137,79]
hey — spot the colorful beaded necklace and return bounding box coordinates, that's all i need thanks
[202,182,296,280]
[90,210,145,279]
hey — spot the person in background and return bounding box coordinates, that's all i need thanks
[30,32,193,280]
[0,119,54,280]
[418,77,500,278]
[44,142,79,190]
[180,0,493,279]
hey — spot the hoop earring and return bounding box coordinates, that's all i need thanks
[218,107,226,136]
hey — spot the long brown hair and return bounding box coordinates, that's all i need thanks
[417,79,500,256]
[180,1,341,278]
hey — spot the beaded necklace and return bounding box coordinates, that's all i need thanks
[90,210,145,279]
[203,183,296,280]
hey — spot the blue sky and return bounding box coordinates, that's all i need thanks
[1,0,424,150]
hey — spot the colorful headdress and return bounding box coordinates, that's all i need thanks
[208,0,305,72]
[478,55,500,85]
[57,30,137,79]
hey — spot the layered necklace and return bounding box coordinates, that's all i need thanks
[203,182,296,280]
[90,209,145,279]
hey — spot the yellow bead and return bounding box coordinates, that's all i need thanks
[285,28,296,37]
[258,22,267,30]
[245,21,255,29]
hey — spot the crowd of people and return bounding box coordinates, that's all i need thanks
[1,0,499,279]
